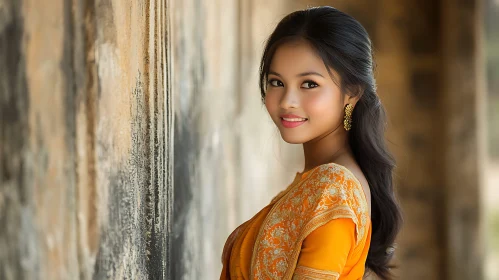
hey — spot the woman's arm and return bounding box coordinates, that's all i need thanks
[293,218,356,280]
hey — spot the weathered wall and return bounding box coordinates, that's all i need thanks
[167,3,332,279]
[0,0,172,279]
[170,0,308,279]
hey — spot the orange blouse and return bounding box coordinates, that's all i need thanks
[221,163,372,280]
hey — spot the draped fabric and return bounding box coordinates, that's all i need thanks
[221,163,372,280]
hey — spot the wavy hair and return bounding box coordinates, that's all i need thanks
[258,6,403,279]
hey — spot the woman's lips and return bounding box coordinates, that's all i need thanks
[280,117,308,128]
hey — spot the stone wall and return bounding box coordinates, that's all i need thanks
[170,0,304,278]
[0,0,171,279]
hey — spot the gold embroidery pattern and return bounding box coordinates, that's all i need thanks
[251,163,369,280]
[292,265,340,280]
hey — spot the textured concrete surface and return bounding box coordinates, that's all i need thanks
[0,0,172,279]
[169,0,309,279]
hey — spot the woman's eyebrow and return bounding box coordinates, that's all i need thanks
[297,71,325,78]
[268,70,324,78]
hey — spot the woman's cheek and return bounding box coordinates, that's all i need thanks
[303,92,329,116]
[265,94,278,119]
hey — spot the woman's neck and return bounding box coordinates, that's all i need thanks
[302,128,351,173]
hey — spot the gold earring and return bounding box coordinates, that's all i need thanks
[344,104,354,131]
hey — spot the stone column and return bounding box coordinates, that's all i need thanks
[0,0,171,279]
[441,0,486,279]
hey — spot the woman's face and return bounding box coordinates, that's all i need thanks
[265,40,349,144]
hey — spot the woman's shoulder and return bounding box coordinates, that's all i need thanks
[302,162,366,197]
[298,163,371,242]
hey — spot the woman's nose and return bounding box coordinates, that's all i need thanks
[279,88,300,109]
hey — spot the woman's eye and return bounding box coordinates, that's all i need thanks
[302,81,318,89]
[269,79,283,87]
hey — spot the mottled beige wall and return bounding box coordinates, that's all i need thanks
[0,0,171,279]
[170,0,309,279]
[170,0,241,278]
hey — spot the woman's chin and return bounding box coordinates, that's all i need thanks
[279,132,307,144]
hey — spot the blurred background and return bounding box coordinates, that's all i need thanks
[485,0,499,279]
[0,0,497,279]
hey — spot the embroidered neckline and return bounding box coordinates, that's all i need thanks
[297,162,368,205]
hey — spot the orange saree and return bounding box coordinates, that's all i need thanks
[220,163,372,280]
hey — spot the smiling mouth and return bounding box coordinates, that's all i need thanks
[280,117,308,128]
[281,117,308,122]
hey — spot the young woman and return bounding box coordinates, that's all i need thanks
[221,6,403,280]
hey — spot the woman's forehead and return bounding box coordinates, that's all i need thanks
[271,41,323,67]
[269,41,340,82]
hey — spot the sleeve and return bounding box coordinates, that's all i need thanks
[292,218,356,280]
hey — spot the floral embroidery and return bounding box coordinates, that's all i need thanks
[251,163,370,280]
[292,265,340,280]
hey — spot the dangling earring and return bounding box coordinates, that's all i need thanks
[344,104,354,131]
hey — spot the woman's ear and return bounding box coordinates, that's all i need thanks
[345,85,363,107]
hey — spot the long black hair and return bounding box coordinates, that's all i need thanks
[259,6,403,279]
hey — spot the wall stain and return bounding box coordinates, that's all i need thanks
[0,0,31,279]
[94,72,150,280]
[82,0,100,264]
[95,0,117,45]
